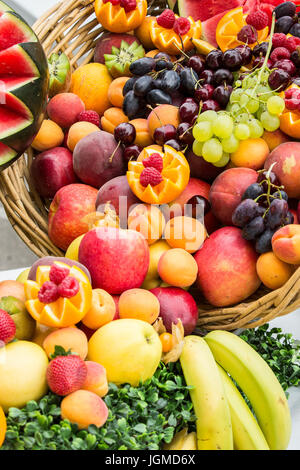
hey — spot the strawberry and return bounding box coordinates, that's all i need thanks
[0,309,16,344]
[47,355,87,396]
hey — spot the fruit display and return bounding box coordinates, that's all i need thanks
[2,0,300,452]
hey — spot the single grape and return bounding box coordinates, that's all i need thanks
[230,88,243,103]
[283,211,294,225]
[255,229,276,254]
[192,140,203,156]
[222,49,243,71]
[242,216,265,241]
[265,198,289,229]
[268,69,291,92]
[221,133,240,153]
[234,123,250,140]
[256,85,274,103]
[246,99,260,114]
[273,190,288,201]
[193,121,213,142]
[239,113,251,124]
[205,50,223,70]
[232,199,259,227]
[242,183,264,201]
[197,110,218,123]
[202,138,223,163]
[240,94,249,107]
[212,114,234,139]
[248,119,264,138]
[266,95,285,115]
[260,111,280,132]
[213,152,230,167]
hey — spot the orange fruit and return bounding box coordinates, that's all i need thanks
[159,332,173,353]
[95,0,147,33]
[0,406,6,448]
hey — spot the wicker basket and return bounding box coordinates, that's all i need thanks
[0,0,300,331]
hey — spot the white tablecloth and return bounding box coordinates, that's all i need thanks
[1,267,299,450]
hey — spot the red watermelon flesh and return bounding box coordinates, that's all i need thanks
[0,12,37,52]
[201,11,232,47]
[0,107,31,140]
[178,0,245,22]
[0,141,17,165]
[0,44,40,77]
[0,76,36,91]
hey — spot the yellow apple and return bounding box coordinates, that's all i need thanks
[142,240,170,289]
[16,268,30,284]
[0,296,35,340]
[88,319,162,386]
[65,234,85,261]
[0,341,48,412]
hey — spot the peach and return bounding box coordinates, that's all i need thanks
[256,252,293,290]
[0,280,25,302]
[119,288,160,324]
[272,224,300,264]
[264,142,300,198]
[48,183,98,251]
[82,361,108,397]
[128,204,166,245]
[31,119,64,152]
[209,168,258,226]
[164,216,206,253]
[108,77,129,108]
[82,289,116,330]
[95,175,140,220]
[158,248,198,288]
[47,93,85,129]
[43,327,88,360]
[129,118,153,147]
[230,138,269,170]
[61,390,108,429]
[67,122,100,152]
[147,105,180,139]
[101,107,129,134]
[194,227,261,307]
[262,129,289,152]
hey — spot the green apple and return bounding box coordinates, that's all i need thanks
[0,296,35,340]
[88,319,162,387]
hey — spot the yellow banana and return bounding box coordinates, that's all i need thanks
[180,432,197,450]
[163,429,197,451]
[217,365,269,450]
[180,335,233,450]
[205,331,291,450]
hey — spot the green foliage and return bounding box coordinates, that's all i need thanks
[49,346,76,360]
[1,362,196,451]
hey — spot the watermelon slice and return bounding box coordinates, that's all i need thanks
[201,11,231,48]
[0,142,17,166]
[0,107,32,140]
[0,44,40,77]
[178,0,244,22]
[0,12,37,52]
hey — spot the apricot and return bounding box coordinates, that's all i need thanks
[164,216,206,254]
[119,288,160,324]
[61,390,108,429]
[129,118,153,147]
[230,138,269,170]
[43,327,88,360]
[256,252,293,290]
[108,77,129,108]
[100,107,129,134]
[145,49,160,58]
[67,121,100,152]
[262,129,289,152]
[142,240,171,289]
[0,280,25,302]
[158,248,198,288]
[31,120,64,151]
[135,16,156,49]
[47,93,85,129]
[82,289,116,330]
[82,361,108,398]
[128,204,166,245]
[147,105,180,139]
[272,224,300,264]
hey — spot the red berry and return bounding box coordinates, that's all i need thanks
[38,281,60,304]
[286,36,300,53]
[0,309,16,344]
[46,355,87,396]
[272,33,288,49]
[173,17,191,36]
[237,25,258,44]
[140,167,163,187]
[77,110,100,127]
[58,276,80,299]
[270,47,290,62]
[120,0,136,12]
[285,88,300,99]
[259,3,273,27]
[246,10,268,30]
[110,0,121,4]
[49,264,70,285]
[157,9,176,29]
[285,97,300,110]
[142,153,164,173]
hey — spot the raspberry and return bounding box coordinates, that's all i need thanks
[49,264,70,285]
[38,281,60,304]
[140,167,163,187]
[173,17,191,36]
[103,0,120,4]
[260,3,273,27]
[285,97,300,110]
[120,0,136,12]
[246,10,268,30]
[272,33,288,49]
[77,110,100,127]
[285,88,300,99]
[142,153,164,173]
[0,309,16,344]
[46,355,87,396]
[270,47,290,62]
[237,25,258,44]
[58,276,80,299]
[157,9,175,29]
[286,36,300,53]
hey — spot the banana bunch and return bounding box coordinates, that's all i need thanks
[164,429,197,451]
[179,331,291,451]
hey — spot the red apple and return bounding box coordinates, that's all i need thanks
[78,227,150,294]
[30,147,78,199]
[150,287,198,335]
[48,184,98,251]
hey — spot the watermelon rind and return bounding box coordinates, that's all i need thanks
[0,142,17,166]
[0,43,41,77]
[0,107,32,141]
[0,0,12,14]
[0,11,38,51]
